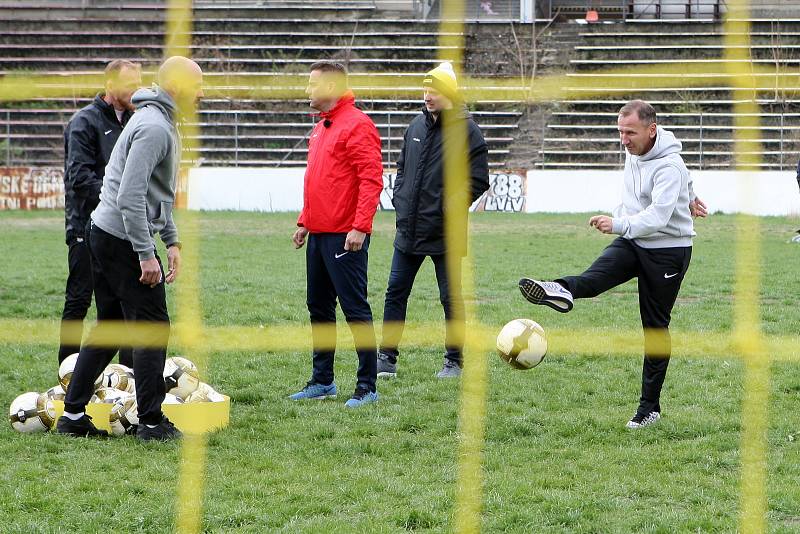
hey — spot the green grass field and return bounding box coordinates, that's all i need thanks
[1,210,799,533]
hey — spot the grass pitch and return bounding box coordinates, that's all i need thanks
[1,210,799,533]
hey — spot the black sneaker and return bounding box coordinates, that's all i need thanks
[136,416,183,441]
[377,351,397,379]
[626,411,661,429]
[436,358,462,379]
[519,278,574,313]
[55,414,109,438]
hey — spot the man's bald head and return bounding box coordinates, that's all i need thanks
[157,56,204,112]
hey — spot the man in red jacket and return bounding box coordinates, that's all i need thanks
[290,61,384,408]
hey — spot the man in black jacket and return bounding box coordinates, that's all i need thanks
[59,59,141,365]
[378,62,490,379]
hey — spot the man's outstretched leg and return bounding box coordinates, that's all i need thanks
[519,237,639,311]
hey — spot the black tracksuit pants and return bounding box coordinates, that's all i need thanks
[63,222,169,426]
[306,233,377,393]
[58,236,133,367]
[558,237,692,416]
[380,248,465,365]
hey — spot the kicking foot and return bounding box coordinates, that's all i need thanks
[519,278,574,313]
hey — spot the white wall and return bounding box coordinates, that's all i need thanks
[187,167,304,212]
[186,167,800,217]
[187,168,528,213]
[526,170,800,216]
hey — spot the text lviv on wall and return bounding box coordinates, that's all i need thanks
[0,167,64,210]
[379,172,527,213]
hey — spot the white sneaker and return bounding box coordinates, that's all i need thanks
[625,411,661,429]
[519,278,574,313]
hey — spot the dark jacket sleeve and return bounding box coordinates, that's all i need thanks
[392,127,408,206]
[796,158,800,192]
[65,113,102,199]
[468,122,490,203]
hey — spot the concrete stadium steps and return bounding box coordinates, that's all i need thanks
[2,2,379,22]
[0,57,458,73]
[537,19,800,170]
[0,1,572,169]
[571,20,800,67]
[0,30,457,47]
[0,98,521,168]
[0,44,463,61]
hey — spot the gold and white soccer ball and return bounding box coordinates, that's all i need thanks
[58,353,102,392]
[496,319,548,370]
[93,387,129,404]
[9,392,56,433]
[185,382,225,403]
[163,392,184,405]
[109,395,138,436]
[99,364,135,393]
[163,356,200,400]
[45,384,66,402]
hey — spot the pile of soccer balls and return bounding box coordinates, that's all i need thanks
[8,355,224,436]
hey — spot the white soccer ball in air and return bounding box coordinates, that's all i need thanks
[496,319,548,370]
[185,382,225,403]
[9,392,56,433]
[58,353,102,392]
[163,357,200,400]
[99,364,135,393]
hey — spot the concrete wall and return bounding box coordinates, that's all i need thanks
[526,170,800,216]
[185,167,800,216]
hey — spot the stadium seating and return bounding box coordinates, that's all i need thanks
[1,2,797,170]
[537,18,800,169]
[0,2,525,169]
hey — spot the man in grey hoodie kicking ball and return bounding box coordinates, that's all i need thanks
[57,56,203,441]
[519,100,707,429]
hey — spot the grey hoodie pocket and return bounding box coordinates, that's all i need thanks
[152,200,173,231]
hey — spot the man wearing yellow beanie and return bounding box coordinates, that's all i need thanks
[377,61,489,379]
[422,61,460,103]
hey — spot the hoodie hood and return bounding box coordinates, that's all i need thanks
[637,126,682,162]
[611,126,695,248]
[131,85,177,122]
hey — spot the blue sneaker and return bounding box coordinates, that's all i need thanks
[289,382,337,401]
[344,388,378,408]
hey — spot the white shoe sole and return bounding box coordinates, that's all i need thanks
[519,278,573,313]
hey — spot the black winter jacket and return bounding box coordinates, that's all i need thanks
[63,94,132,243]
[392,106,489,256]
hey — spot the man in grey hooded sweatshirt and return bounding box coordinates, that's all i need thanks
[57,56,204,441]
[518,100,707,429]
